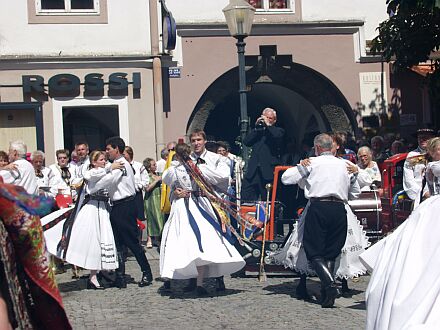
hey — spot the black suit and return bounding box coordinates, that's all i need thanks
[241,125,284,201]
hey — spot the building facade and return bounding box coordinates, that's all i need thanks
[0,0,166,163]
[0,0,434,163]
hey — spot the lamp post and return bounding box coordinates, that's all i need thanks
[223,0,255,166]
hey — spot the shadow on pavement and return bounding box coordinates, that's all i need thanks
[346,301,366,310]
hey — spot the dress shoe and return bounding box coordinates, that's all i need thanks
[295,274,310,300]
[138,272,153,287]
[196,286,208,296]
[87,279,105,290]
[183,278,197,292]
[215,277,226,292]
[321,285,340,308]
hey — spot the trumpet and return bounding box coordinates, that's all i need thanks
[406,153,431,166]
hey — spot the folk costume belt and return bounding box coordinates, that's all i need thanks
[310,196,344,203]
[112,194,136,205]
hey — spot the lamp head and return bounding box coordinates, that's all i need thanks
[222,0,256,38]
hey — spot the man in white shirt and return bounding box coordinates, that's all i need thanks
[31,150,60,198]
[403,128,435,208]
[72,142,90,182]
[156,148,169,175]
[105,137,153,289]
[0,140,38,195]
[281,133,360,308]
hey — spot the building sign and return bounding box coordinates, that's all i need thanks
[359,72,387,117]
[168,67,181,78]
[22,72,141,98]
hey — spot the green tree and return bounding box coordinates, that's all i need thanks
[372,0,440,108]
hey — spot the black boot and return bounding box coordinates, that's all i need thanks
[183,278,197,292]
[311,258,339,308]
[295,274,310,300]
[114,252,127,289]
[139,266,153,287]
[216,276,226,292]
[341,278,352,297]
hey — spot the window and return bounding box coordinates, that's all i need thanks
[36,0,99,15]
[247,0,294,12]
[28,0,108,24]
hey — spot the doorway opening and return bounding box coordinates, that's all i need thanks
[62,105,119,151]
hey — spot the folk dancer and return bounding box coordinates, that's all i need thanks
[360,137,440,329]
[403,127,435,208]
[59,151,122,289]
[159,142,245,295]
[105,137,153,288]
[276,133,360,308]
[273,134,366,301]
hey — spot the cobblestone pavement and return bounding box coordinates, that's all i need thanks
[57,249,368,329]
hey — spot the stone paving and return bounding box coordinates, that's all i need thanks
[57,248,368,330]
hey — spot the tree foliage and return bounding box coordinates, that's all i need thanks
[372,0,440,107]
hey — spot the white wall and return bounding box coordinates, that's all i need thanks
[0,0,152,56]
[301,0,388,41]
[166,0,387,40]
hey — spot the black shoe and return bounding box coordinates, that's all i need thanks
[215,277,226,292]
[295,274,310,300]
[87,279,105,290]
[196,286,208,296]
[321,285,339,308]
[183,278,197,292]
[139,272,153,287]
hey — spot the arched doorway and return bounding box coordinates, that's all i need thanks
[187,60,357,155]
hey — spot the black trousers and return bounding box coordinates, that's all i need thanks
[303,201,347,261]
[241,167,272,201]
[110,197,150,273]
[134,191,145,221]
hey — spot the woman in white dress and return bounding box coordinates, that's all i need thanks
[271,135,369,300]
[55,151,122,289]
[360,137,440,330]
[160,143,245,295]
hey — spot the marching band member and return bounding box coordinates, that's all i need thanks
[403,127,435,208]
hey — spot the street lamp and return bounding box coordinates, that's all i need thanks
[223,0,255,166]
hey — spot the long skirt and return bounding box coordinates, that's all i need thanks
[160,196,245,279]
[144,185,165,237]
[41,201,118,270]
[271,202,370,279]
[360,195,440,330]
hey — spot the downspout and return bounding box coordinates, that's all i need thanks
[149,0,164,159]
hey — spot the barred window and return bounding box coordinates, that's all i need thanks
[247,0,294,11]
[37,0,99,14]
